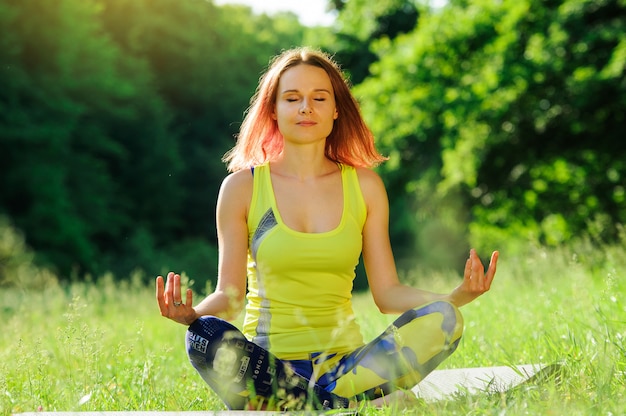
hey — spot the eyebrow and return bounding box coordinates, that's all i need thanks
[280,88,332,95]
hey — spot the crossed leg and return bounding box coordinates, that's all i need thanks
[313,300,464,400]
[185,300,462,410]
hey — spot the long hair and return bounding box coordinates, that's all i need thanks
[223,47,387,172]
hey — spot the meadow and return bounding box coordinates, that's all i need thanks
[1,240,625,415]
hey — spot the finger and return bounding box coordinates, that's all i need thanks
[485,250,499,287]
[173,273,182,303]
[185,288,193,308]
[164,272,175,304]
[469,249,486,291]
[156,276,167,314]
[463,257,471,280]
[156,275,164,300]
[463,257,476,291]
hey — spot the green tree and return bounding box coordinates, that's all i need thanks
[0,0,182,277]
[471,0,626,249]
[326,0,420,84]
[1,0,308,282]
[99,0,306,243]
[355,0,626,265]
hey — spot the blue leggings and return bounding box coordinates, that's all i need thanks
[186,300,463,410]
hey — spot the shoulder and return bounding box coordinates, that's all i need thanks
[217,168,254,211]
[355,167,386,195]
[221,168,254,190]
[354,167,388,209]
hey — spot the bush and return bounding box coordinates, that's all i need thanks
[0,216,58,289]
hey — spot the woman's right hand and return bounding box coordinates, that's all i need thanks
[156,272,198,325]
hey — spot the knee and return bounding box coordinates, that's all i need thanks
[185,316,242,366]
[407,300,463,342]
[428,300,464,342]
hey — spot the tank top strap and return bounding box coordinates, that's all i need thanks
[340,164,367,230]
[248,163,273,231]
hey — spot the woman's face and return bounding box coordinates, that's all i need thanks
[272,64,338,145]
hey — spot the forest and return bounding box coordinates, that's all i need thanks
[1,0,624,290]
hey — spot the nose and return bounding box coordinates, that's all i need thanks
[299,99,312,114]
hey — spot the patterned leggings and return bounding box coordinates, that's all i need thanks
[185,300,463,410]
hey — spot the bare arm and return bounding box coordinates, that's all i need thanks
[358,168,498,314]
[156,170,252,325]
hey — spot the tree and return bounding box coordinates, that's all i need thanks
[326,0,420,84]
[0,0,183,276]
[0,0,308,281]
[472,0,626,248]
[99,0,307,243]
[355,0,626,266]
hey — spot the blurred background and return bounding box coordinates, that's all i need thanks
[1,0,624,291]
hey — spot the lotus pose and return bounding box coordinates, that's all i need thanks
[156,47,498,411]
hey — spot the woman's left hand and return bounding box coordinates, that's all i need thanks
[450,249,498,307]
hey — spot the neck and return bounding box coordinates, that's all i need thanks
[271,144,336,180]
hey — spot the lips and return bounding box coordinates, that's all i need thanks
[297,120,317,126]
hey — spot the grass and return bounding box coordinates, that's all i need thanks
[1,241,625,415]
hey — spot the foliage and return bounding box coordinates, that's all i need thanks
[355,0,626,266]
[2,243,625,415]
[325,0,421,84]
[1,0,625,283]
[0,216,57,289]
[0,0,172,275]
[0,0,305,283]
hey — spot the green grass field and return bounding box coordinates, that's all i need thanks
[2,242,625,415]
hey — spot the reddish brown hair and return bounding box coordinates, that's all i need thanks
[223,47,387,172]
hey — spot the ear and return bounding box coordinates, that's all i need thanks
[271,106,277,120]
[333,108,338,120]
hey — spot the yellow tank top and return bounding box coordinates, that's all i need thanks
[243,163,366,360]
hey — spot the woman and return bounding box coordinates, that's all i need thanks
[156,47,498,411]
